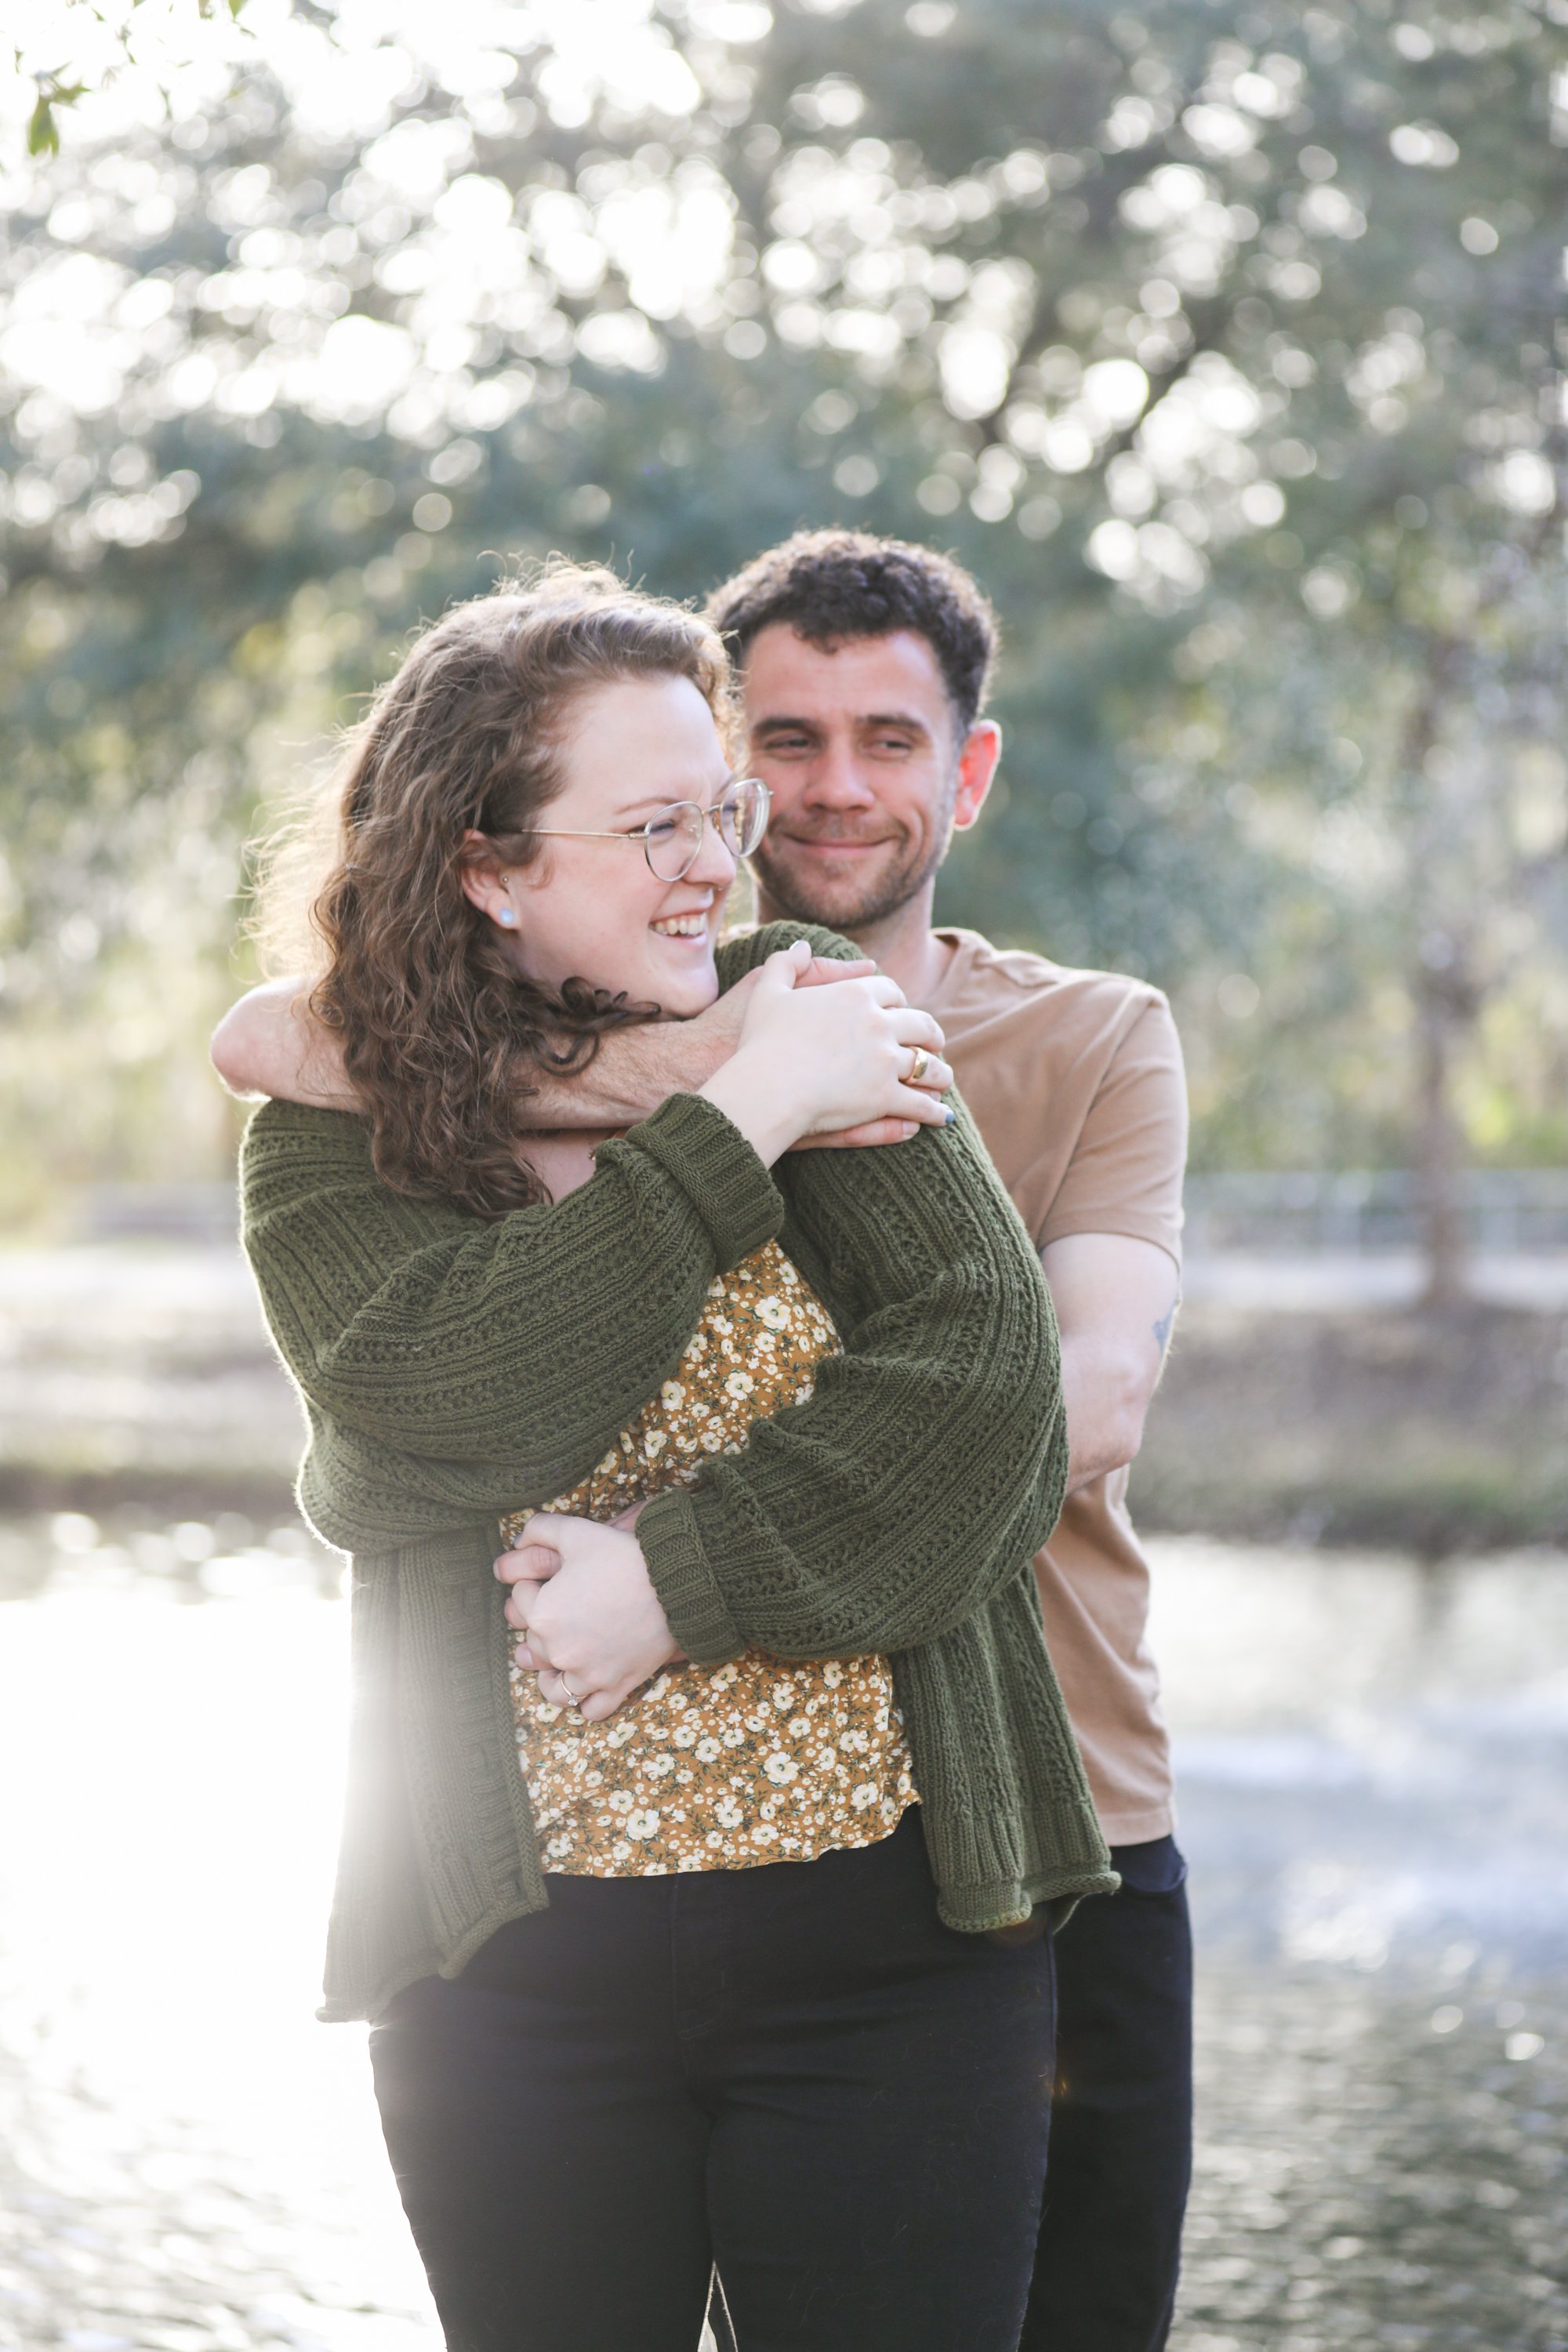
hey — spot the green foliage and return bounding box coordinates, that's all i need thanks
[1,0,1564,1223]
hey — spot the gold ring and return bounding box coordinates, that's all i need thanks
[908,1047,931,1085]
[558,1673,582,1707]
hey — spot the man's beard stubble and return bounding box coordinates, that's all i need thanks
[749,804,953,937]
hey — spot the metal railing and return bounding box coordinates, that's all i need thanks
[1183,1171,1568,1256]
[48,1171,1568,1255]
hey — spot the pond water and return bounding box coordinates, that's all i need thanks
[0,1518,1564,2352]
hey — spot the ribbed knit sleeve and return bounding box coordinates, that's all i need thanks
[636,1089,1066,1664]
[240,1092,782,1488]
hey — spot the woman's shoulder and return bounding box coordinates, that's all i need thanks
[715,918,860,988]
[241,1097,369,1171]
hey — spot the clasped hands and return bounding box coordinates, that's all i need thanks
[495,1506,684,1722]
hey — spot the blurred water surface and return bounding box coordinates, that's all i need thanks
[1,1519,1564,2351]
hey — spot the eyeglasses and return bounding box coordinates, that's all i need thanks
[528,778,771,883]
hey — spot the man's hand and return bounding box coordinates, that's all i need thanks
[1039,1232,1181,1494]
[745,954,945,1149]
[495,1512,685,1719]
[698,942,953,1165]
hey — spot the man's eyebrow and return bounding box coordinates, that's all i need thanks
[858,710,935,735]
[750,710,932,735]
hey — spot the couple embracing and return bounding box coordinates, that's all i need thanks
[217,529,1189,2352]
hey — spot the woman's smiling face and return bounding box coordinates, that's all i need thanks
[466,673,742,1019]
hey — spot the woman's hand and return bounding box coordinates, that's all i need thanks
[697,939,953,1166]
[495,1512,684,1719]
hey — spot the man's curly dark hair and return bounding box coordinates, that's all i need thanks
[705,529,1000,734]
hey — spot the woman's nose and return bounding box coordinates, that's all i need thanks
[687,811,738,886]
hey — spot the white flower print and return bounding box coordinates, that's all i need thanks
[506,1240,913,1880]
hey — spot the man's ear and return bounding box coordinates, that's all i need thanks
[953,720,1002,833]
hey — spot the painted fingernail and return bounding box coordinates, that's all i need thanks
[943,1105,956,1125]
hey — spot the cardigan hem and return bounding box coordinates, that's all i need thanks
[316,1853,1123,2021]
[934,1864,1121,1938]
[318,1884,554,2026]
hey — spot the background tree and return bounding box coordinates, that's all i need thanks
[2,0,1563,1281]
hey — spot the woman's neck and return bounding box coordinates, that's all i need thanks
[524,1127,626,1202]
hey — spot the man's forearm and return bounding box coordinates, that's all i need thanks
[211,976,734,1123]
[1059,1337,1146,1494]
[532,1018,730,1125]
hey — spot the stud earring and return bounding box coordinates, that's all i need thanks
[499,907,517,927]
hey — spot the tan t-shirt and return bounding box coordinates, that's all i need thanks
[927,928,1188,1845]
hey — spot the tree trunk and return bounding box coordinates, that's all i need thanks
[1401,635,1473,1311]
[1414,971,1469,1309]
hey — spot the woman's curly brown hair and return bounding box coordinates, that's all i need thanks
[260,564,735,1219]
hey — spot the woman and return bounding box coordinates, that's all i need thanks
[239,564,1112,2352]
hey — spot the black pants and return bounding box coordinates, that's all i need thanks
[371,1810,1055,2352]
[1018,1836,1194,2352]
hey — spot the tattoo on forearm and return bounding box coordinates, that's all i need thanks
[1152,1298,1178,1357]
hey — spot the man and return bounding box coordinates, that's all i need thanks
[212,529,1191,2350]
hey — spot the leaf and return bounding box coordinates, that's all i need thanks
[26,82,86,157]
[26,93,60,158]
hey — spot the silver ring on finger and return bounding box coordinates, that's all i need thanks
[907,1045,931,1086]
[558,1672,583,1708]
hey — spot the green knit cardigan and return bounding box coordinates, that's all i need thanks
[239,921,1114,2021]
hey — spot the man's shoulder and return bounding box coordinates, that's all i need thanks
[936,929,1173,1036]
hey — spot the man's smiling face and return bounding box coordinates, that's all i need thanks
[741,623,998,934]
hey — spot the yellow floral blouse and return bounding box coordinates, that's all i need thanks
[502,1241,916,1877]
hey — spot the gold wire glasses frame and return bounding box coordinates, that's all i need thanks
[528,778,771,884]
